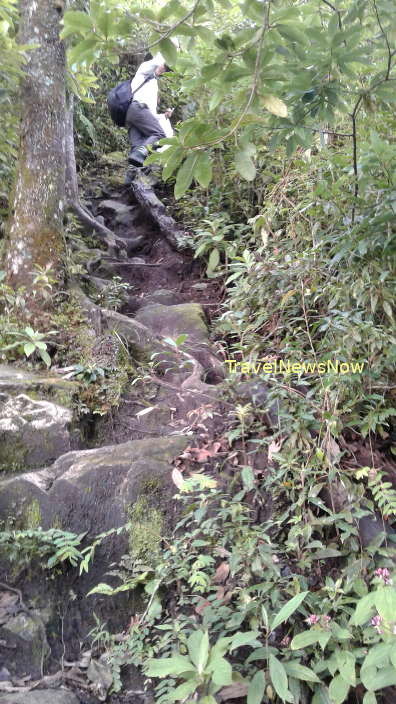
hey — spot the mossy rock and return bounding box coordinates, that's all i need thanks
[0,611,49,679]
[0,393,73,472]
[135,302,208,343]
[0,364,78,409]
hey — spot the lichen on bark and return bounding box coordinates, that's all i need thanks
[3,0,67,296]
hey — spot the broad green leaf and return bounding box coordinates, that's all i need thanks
[291,630,330,650]
[241,465,255,491]
[209,656,233,686]
[68,38,99,65]
[283,661,320,683]
[312,685,332,704]
[363,693,377,704]
[375,586,396,623]
[201,62,223,80]
[174,153,200,199]
[210,636,233,659]
[63,10,93,33]
[269,654,293,703]
[248,670,266,704]
[362,643,392,670]
[40,349,51,367]
[328,675,349,704]
[162,146,185,181]
[361,665,396,691]
[23,342,35,357]
[230,631,261,651]
[159,38,178,67]
[206,248,220,277]
[194,151,213,188]
[271,591,308,631]
[350,592,376,626]
[145,655,194,678]
[187,630,209,673]
[276,23,308,45]
[330,624,352,641]
[260,94,288,118]
[235,150,256,181]
[168,679,198,701]
[335,651,356,686]
[158,0,182,21]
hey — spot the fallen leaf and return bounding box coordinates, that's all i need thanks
[213,561,230,584]
[268,439,283,463]
[215,547,231,558]
[216,586,225,601]
[195,599,211,615]
[171,468,185,489]
[219,682,249,701]
[222,590,234,604]
[324,436,340,464]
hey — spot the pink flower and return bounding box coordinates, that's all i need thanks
[305,614,320,626]
[371,614,382,634]
[321,615,331,626]
[374,568,392,585]
[280,636,291,647]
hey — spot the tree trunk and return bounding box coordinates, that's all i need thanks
[4,0,66,293]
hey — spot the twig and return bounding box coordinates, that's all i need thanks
[136,0,202,54]
[321,0,342,30]
[372,0,393,80]
[350,95,363,224]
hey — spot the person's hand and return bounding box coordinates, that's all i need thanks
[164,108,174,119]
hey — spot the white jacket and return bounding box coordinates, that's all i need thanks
[130,52,165,116]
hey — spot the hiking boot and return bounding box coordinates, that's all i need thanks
[128,146,149,167]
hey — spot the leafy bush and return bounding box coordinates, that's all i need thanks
[84,469,396,703]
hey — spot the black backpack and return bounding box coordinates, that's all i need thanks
[107,74,154,127]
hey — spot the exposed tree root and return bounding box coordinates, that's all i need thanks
[129,170,189,253]
[70,201,128,256]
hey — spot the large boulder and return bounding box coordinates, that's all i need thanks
[0,435,190,675]
[134,303,224,382]
[0,364,77,406]
[47,435,189,535]
[0,393,73,472]
[134,302,208,342]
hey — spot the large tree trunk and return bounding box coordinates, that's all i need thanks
[4,0,66,293]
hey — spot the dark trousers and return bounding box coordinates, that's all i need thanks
[125,101,166,149]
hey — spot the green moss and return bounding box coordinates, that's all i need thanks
[0,437,27,474]
[128,496,163,565]
[23,499,42,529]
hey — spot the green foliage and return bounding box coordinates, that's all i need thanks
[0,0,28,208]
[0,325,58,367]
[356,468,396,518]
[0,527,86,570]
[92,275,131,310]
[62,0,396,196]
[62,362,108,383]
[82,473,396,702]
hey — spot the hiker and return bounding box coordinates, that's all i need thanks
[126,52,173,167]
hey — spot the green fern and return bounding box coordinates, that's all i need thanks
[356,467,396,518]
